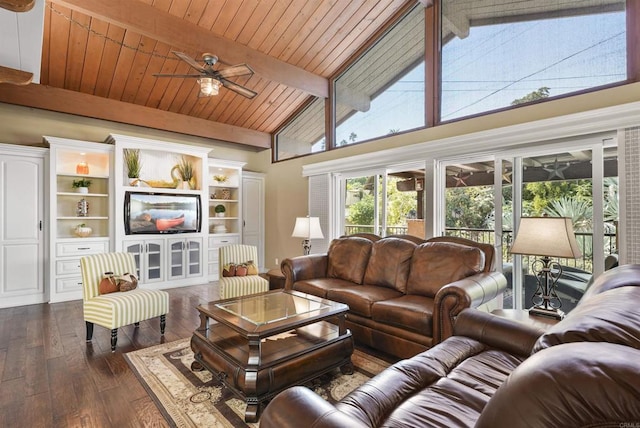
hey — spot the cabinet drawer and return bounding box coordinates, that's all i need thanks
[208,235,239,248]
[56,259,82,275]
[56,276,83,293]
[56,241,109,257]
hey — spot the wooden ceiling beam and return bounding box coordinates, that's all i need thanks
[54,0,329,98]
[0,0,34,12]
[0,83,271,148]
[0,65,33,85]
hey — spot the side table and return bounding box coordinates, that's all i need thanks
[266,268,285,290]
[491,308,560,330]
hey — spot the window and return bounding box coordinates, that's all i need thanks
[438,137,618,314]
[440,0,627,121]
[275,97,325,161]
[334,5,425,147]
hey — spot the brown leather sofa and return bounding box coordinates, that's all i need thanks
[281,235,506,359]
[261,264,640,428]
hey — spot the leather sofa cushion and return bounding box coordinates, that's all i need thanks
[533,286,640,353]
[336,336,525,427]
[363,238,417,293]
[327,285,402,318]
[293,278,356,299]
[327,237,372,284]
[407,242,485,297]
[477,342,640,428]
[371,295,434,334]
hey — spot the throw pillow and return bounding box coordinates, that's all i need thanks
[235,264,248,276]
[99,272,119,295]
[223,263,236,277]
[246,260,259,275]
[117,273,138,292]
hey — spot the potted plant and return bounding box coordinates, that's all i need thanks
[172,156,195,190]
[213,174,227,184]
[72,178,92,193]
[214,204,226,217]
[123,148,142,186]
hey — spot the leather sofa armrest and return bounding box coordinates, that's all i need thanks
[281,255,328,291]
[433,271,507,344]
[261,386,369,428]
[453,309,545,357]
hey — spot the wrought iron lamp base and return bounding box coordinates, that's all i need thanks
[529,305,565,320]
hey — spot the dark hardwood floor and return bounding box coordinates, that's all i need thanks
[0,283,221,427]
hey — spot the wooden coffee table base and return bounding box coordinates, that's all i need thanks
[191,321,354,422]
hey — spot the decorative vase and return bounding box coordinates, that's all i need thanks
[77,187,89,194]
[216,212,225,217]
[129,177,140,187]
[74,225,92,237]
[76,199,89,217]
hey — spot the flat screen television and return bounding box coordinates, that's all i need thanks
[124,191,201,235]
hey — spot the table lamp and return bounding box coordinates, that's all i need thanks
[510,216,582,319]
[292,216,324,255]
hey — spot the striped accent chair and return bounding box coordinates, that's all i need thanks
[80,252,169,352]
[219,244,269,299]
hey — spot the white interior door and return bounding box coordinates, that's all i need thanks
[0,154,45,308]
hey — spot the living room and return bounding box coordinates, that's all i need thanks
[1,0,639,426]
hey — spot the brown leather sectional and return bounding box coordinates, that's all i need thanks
[261,264,640,427]
[281,234,507,359]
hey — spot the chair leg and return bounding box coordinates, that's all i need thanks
[134,322,140,327]
[111,329,118,352]
[160,314,166,335]
[86,322,94,342]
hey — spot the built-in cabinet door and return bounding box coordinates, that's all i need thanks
[242,173,265,270]
[0,154,45,308]
[124,239,165,283]
[167,237,202,280]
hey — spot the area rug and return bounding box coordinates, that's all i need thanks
[125,338,390,427]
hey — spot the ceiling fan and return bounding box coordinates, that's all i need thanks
[153,51,257,99]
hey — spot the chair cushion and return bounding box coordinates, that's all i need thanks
[219,275,269,300]
[83,288,169,329]
[327,237,372,284]
[372,295,435,334]
[407,242,485,297]
[363,238,416,293]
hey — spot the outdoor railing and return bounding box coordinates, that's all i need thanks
[344,224,617,272]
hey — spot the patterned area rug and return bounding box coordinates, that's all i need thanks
[125,338,390,427]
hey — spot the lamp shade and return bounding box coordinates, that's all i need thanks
[510,217,582,259]
[291,217,324,239]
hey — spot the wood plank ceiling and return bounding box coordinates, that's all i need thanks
[0,0,411,149]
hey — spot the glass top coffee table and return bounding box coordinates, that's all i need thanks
[190,290,354,423]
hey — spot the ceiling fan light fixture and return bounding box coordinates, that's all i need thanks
[198,77,220,97]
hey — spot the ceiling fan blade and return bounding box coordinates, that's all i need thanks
[215,64,254,79]
[153,73,204,78]
[220,79,257,99]
[172,51,208,74]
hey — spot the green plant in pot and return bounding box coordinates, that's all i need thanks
[123,148,142,186]
[72,178,92,194]
[214,204,226,217]
[172,156,196,190]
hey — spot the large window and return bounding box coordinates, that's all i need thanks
[440,0,626,120]
[334,5,425,147]
[274,97,325,161]
[439,138,618,313]
[342,168,425,238]
[275,1,631,161]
